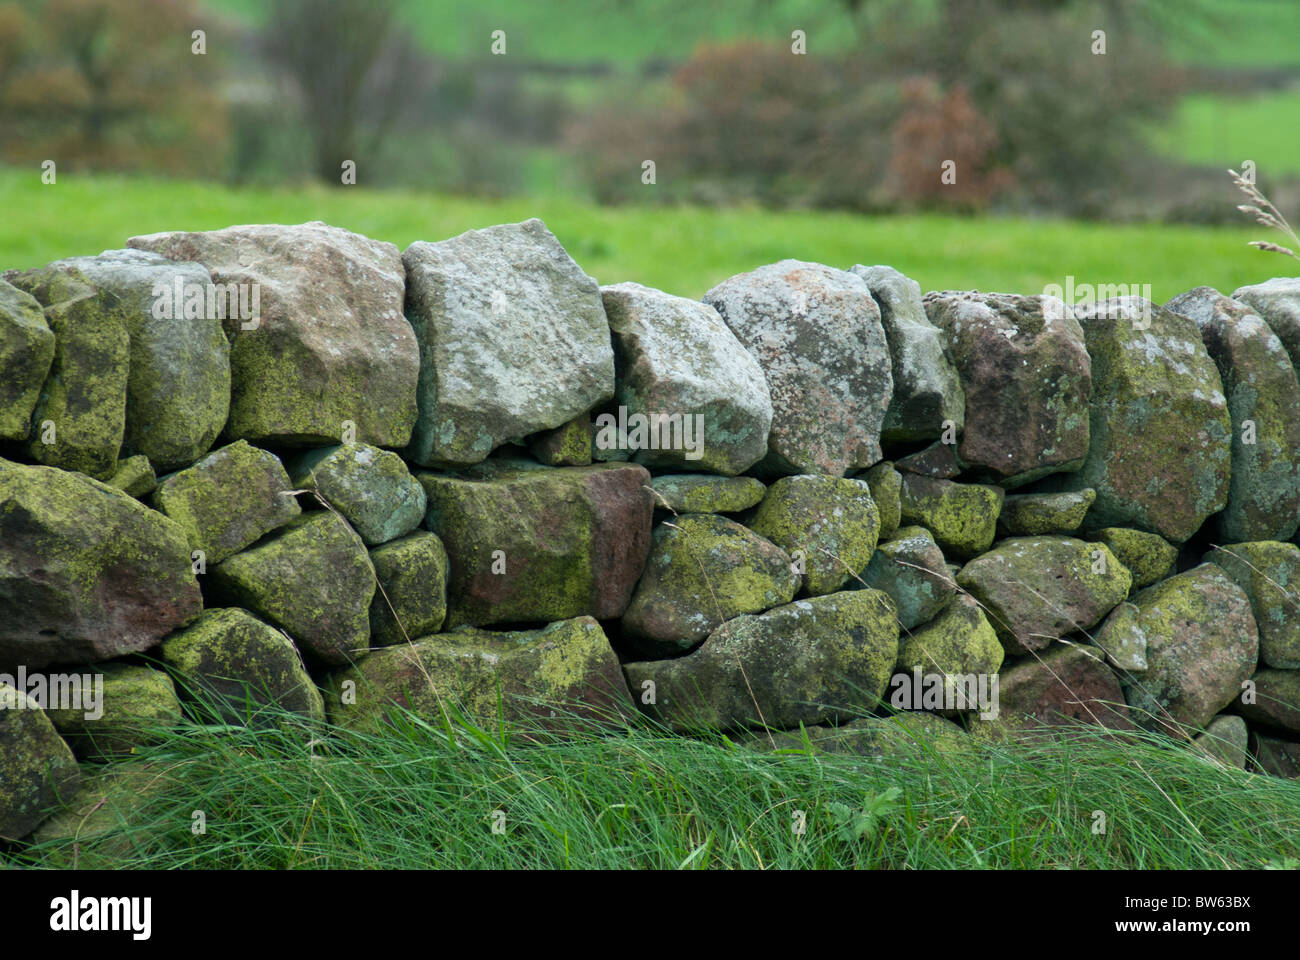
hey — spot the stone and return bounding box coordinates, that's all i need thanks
[621,514,798,657]
[1204,541,1300,669]
[858,461,902,540]
[1233,277,1300,367]
[421,461,653,628]
[703,260,892,476]
[895,594,1004,704]
[600,281,772,475]
[1252,732,1300,779]
[849,264,964,442]
[29,764,174,864]
[740,712,968,758]
[208,513,376,666]
[923,291,1091,487]
[898,473,1003,559]
[0,458,202,670]
[528,414,593,467]
[1086,527,1178,589]
[368,532,449,646]
[998,489,1096,536]
[859,525,953,629]
[44,663,181,760]
[1166,287,1300,542]
[0,682,80,840]
[624,590,899,732]
[129,221,418,447]
[747,474,880,596]
[1193,715,1248,769]
[0,278,55,442]
[287,442,425,546]
[106,454,156,498]
[1117,564,1258,734]
[1039,297,1231,543]
[649,474,766,514]
[1238,669,1300,736]
[1091,602,1150,674]
[994,643,1133,732]
[151,439,300,565]
[893,440,962,479]
[957,536,1131,656]
[402,219,614,467]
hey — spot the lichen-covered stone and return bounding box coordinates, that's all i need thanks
[748,474,880,596]
[998,489,1095,536]
[45,663,181,760]
[0,681,80,840]
[1167,287,1300,542]
[893,440,962,479]
[1253,732,1300,779]
[858,461,902,539]
[895,594,1003,701]
[924,291,1091,487]
[988,643,1133,733]
[129,221,418,447]
[1238,669,1300,736]
[0,458,202,670]
[849,264,964,442]
[1203,541,1300,668]
[106,454,156,498]
[859,525,953,629]
[421,462,654,628]
[528,413,593,466]
[208,513,375,666]
[151,439,300,564]
[957,536,1131,656]
[649,474,766,514]
[1039,297,1231,543]
[898,473,1003,559]
[1087,527,1178,589]
[624,590,899,732]
[1233,277,1300,367]
[621,514,797,657]
[1091,602,1150,674]
[1116,563,1258,734]
[601,282,772,475]
[703,260,892,476]
[0,278,55,442]
[368,532,448,646]
[402,219,614,467]
[1193,715,1248,769]
[287,442,425,546]
[326,616,629,733]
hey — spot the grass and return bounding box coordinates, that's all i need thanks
[1,168,1289,302]
[8,701,1300,870]
[1149,89,1300,177]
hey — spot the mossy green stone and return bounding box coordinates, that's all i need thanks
[997,489,1095,536]
[1088,527,1178,589]
[1203,541,1300,669]
[0,278,55,442]
[896,593,1003,688]
[528,413,593,466]
[1193,715,1248,768]
[859,525,953,629]
[30,763,175,863]
[739,711,969,758]
[0,682,80,840]
[649,474,766,514]
[859,461,902,540]
[288,442,426,546]
[898,473,1003,559]
[45,663,181,760]
[106,454,156,498]
[368,531,449,646]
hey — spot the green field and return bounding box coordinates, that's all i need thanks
[1149,90,1300,177]
[2,169,1290,302]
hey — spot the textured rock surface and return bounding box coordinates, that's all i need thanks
[859,461,902,540]
[45,663,181,760]
[740,712,969,758]
[368,531,449,646]
[1193,715,1248,768]
[421,462,654,627]
[1167,286,1300,541]
[1204,541,1300,669]
[997,489,1095,536]
[1253,732,1300,779]
[860,525,953,629]
[992,643,1133,732]
[130,221,417,447]
[1087,527,1178,590]
[895,593,1004,704]
[893,440,962,479]
[649,474,766,514]
[703,260,892,476]
[924,291,1091,487]
[0,278,55,442]
[288,442,426,546]
[1238,669,1300,736]
[106,455,156,498]
[0,682,81,840]
[898,473,1003,559]
[601,282,772,475]
[621,514,797,657]
[849,264,963,442]
[528,414,592,466]
[1233,277,1300,367]
[0,458,202,669]
[402,219,614,467]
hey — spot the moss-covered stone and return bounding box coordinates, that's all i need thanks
[858,461,902,540]
[898,473,1003,559]
[621,514,797,657]
[623,589,899,732]
[997,489,1095,536]
[528,413,593,466]
[1087,527,1178,590]
[1203,541,1300,669]
[45,663,181,760]
[896,593,1004,699]
[1238,669,1300,735]
[748,474,880,595]
[0,682,80,840]
[287,442,425,546]
[152,439,301,564]
[30,763,175,863]
[158,607,324,724]
[368,531,448,646]
[1193,715,1248,769]
[738,711,969,758]
[859,525,953,629]
[649,474,766,514]
[0,278,55,442]
[106,454,156,498]
[208,513,375,666]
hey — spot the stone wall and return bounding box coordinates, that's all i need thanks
[3,218,1300,841]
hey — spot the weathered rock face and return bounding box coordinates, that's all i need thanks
[1233,277,1300,367]
[957,537,1130,656]
[601,282,772,475]
[107,455,156,498]
[421,462,654,628]
[624,590,899,732]
[1193,715,1249,769]
[528,414,592,467]
[1040,297,1231,543]
[649,474,766,514]
[1166,287,1300,542]
[893,440,961,479]
[326,616,629,732]
[402,219,614,468]
[129,221,418,448]
[1238,669,1300,736]
[703,260,893,476]
[740,712,969,758]
[860,526,953,630]
[10,250,231,471]
[287,442,426,546]
[897,473,1003,559]
[208,512,376,666]
[1087,527,1178,590]
[1253,732,1300,779]
[0,279,55,442]
[997,489,1095,537]
[1204,542,1300,669]
[992,643,1133,732]
[1115,564,1258,734]
[858,461,902,540]
[895,593,1004,700]
[747,474,880,596]
[849,264,963,442]
[0,682,81,840]
[923,291,1091,487]
[621,514,797,657]
[45,663,181,760]
[0,458,202,670]
[368,531,449,646]
[151,439,300,565]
